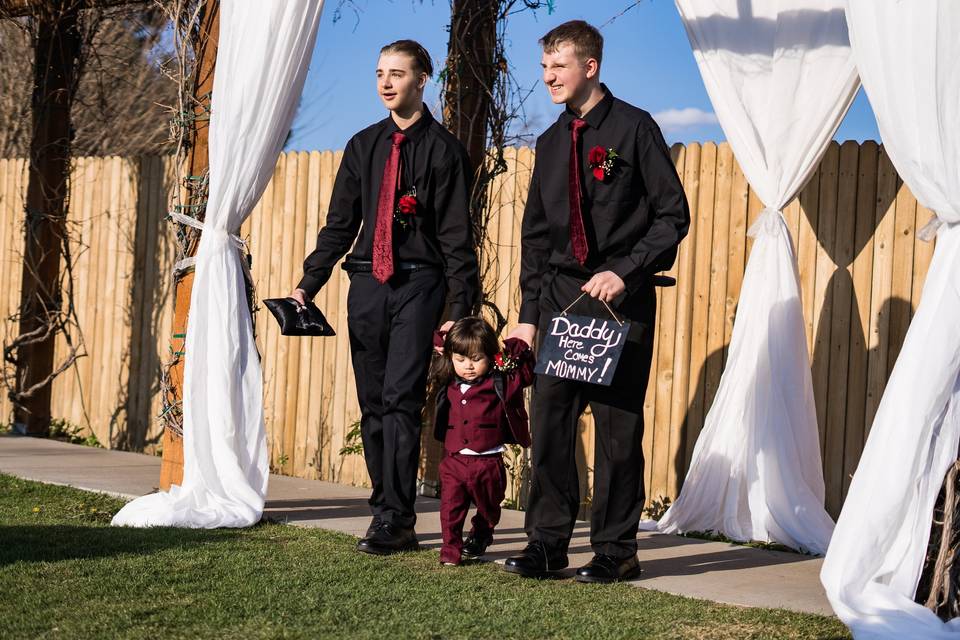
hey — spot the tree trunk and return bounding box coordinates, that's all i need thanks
[12,1,81,436]
[159,0,219,489]
[443,0,498,176]
[417,0,501,482]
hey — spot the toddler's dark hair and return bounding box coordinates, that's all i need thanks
[429,317,499,389]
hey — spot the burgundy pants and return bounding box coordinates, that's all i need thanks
[438,452,506,564]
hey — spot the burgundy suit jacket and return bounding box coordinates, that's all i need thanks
[433,337,534,452]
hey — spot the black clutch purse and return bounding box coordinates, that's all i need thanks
[262,298,336,337]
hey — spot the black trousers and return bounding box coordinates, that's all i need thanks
[347,269,446,529]
[525,271,656,558]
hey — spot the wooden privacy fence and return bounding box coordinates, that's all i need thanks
[0,142,935,517]
[0,156,177,452]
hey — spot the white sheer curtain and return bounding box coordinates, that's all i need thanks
[643,0,859,554]
[112,0,325,528]
[821,3,960,636]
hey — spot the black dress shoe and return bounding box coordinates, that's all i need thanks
[461,535,493,560]
[574,553,642,583]
[364,516,382,537]
[356,516,383,552]
[503,540,568,578]
[357,522,419,556]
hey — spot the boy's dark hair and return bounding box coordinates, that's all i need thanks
[429,317,500,389]
[380,39,434,77]
[539,20,604,66]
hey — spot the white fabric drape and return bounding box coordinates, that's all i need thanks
[821,3,960,636]
[112,0,325,528]
[643,0,859,554]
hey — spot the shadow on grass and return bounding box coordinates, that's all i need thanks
[0,525,242,567]
[264,495,448,524]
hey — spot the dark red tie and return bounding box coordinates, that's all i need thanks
[568,118,589,265]
[373,131,406,284]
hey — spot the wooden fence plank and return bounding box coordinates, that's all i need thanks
[284,151,308,475]
[724,153,749,354]
[0,160,14,422]
[887,180,918,379]
[302,150,324,479]
[864,148,898,435]
[842,141,878,500]
[797,165,822,356]
[328,150,354,484]
[667,142,700,498]
[704,143,732,409]
[811,142,840,453]
[912,203,936,315]
[267,154,288,468]
[682,141,717,471]
[315,151,340,479]
[822,141,859,515]
[649,145,684,503]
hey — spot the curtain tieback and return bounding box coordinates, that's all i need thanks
[746,207,786,239]
[169,212,250,281]
[916,214,960,243]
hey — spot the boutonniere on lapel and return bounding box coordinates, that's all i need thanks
[494,351,517,373]
[394,187,418,229]
[588,145,619,182]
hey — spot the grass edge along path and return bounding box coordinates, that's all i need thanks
[0,474,850,639]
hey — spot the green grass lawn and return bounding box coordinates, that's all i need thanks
[0,474,850,640]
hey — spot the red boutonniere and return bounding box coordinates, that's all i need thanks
[588,145,619,182]
[493,352,517,373]
[394,187,418,229]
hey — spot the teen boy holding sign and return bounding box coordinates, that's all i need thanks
[505,21,689,583]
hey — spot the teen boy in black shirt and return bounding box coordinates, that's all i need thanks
[291,40,478,555]
[505,21,689,583]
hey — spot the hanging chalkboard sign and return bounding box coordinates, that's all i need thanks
[534,301,630,386]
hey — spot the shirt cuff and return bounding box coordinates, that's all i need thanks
[606,256,645,293]
[296,274,324,300]
[447,302,471,322]
[518,301,540,326]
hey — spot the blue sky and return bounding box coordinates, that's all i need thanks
[286,0,880,152]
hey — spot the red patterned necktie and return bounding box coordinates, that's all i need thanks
[372,131,406,284]
[568,118,589,265]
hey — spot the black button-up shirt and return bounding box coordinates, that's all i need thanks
[519,86,690,325]
[298,107,479,320]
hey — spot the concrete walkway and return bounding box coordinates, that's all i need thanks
[0,434,833,616]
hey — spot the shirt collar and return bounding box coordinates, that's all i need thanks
[560,84,614,131]
[456,372,489,388]
[382,105,433,144]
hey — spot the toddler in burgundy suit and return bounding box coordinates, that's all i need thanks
[431,317,534,565]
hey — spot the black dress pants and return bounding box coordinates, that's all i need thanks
[347,269,446,529]
[525,271,656,559]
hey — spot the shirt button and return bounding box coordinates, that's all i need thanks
[462,438,469,444]
[461,399,467,405]
[463,420,468,425]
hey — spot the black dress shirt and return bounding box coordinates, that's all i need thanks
[519,86,690,325]
[298,107,479,320]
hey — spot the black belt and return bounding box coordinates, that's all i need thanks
[553,265,676,288]
[342,259,440,274]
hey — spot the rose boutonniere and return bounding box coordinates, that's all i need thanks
[394,187,418,229]
[588,145,619,182]
[493,351,517,373]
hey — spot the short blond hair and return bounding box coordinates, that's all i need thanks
[540,20,603,66]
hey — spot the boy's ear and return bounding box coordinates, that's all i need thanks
[584,57,600,80]
[418,72,428,90]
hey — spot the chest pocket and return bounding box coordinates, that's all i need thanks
[588,155,637,204]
